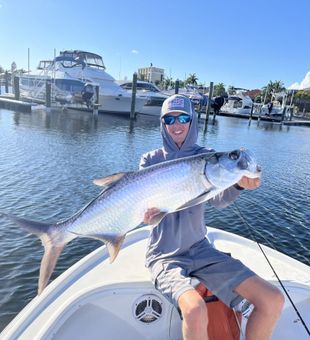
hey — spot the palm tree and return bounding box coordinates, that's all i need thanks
[213,83,226,96]
[186,73,198,85]
[261,80,286,103]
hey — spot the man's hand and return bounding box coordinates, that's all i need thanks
[237,176,261,190]
[144,208,161,224]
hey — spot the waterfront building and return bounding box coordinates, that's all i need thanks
[138,65,164,83]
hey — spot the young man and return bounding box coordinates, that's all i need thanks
[140,95,284,340]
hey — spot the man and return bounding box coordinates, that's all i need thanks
[140,94,284,340]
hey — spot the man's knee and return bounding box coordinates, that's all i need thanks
[178,290,207,324]
[260,286,284,317]
[235,276,285,317]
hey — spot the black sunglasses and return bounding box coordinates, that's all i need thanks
[162,114,191,125]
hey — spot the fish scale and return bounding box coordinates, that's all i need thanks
[69,159,206,237]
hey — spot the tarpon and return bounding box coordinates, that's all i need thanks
[2,148,261,294]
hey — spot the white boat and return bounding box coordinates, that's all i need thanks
[57,50,146,114]
[20,51,146,114]
[119,81,169,116]
[163,85,204,106]
[255,91,294,120]
[221,91,253,115]
[19,57,96,108]
[1,226,309,340]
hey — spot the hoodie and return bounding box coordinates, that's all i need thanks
[139,101,240,268]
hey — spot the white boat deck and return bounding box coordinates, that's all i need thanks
[1,227,309,340]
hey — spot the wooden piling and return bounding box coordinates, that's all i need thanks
[204,82,214,132]
[289,90,295,121]
[130,72,137,120]
[93,85,100,115]
[175,80,179,94]
[45,80,51,108]
[5,71,9,93]
[14,77,20,101]
[280,95,287,124]
[248,103,254,126]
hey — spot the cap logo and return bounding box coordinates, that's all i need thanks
[168,97,185,109]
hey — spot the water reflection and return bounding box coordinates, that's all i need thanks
[0,108,309,332]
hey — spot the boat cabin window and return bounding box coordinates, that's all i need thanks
[85,55,105,69]
[121,83,132,90]
[233,101,242,108]
[121,82,160,92]
[37,60,53,70]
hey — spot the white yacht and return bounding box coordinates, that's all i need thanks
[119,80,168,116]
[164,85,204,106]
[19,51,146,114]
[1,226,309,340]
[260,92,292,118]
[221,91,253,115]
[19,57,96,108]
[58,50,146,114]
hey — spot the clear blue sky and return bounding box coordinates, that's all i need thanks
[0,0,309,89]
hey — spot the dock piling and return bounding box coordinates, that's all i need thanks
[130,72,137,120]
[93,85,100,115]
[204,82,214,132]
[45,80,51,108]
[14,77,20,101]
[5,71,9,93]
[175,80,179,94]
[248,103,254,126]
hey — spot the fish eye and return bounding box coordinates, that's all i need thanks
[229,150,240,160]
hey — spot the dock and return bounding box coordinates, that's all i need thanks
[0,95,32,113]
[197,110,310,127]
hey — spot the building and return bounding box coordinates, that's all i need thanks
[138,65,164,83]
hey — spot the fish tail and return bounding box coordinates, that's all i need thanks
[1,212,71,295]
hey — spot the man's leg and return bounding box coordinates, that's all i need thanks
[178,289,209,340]
[234,275,284,340]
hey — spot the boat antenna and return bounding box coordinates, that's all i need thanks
[233,202,310,336]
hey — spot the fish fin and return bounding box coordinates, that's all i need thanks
[1,212,51,236]
[175,190,212,211]
[149,211,167,226]
[93,172,128,187]
[1,212,69,295]
[85,233,126,263]
[38,241,65,295]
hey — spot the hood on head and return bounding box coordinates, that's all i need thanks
[160,95,199,159]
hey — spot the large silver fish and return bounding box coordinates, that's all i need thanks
[2,148,261,294]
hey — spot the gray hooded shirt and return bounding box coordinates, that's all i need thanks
[139,110,241,268]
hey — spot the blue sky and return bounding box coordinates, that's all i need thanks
[0,0,309,89]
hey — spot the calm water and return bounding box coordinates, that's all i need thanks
[0,108,309,331]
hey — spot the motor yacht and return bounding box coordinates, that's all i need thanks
[19,51,146,114]
[19,57,95,108]
[58,50,146,114]
[220,90,253,115]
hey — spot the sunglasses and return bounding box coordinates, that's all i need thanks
[162,114,191,125]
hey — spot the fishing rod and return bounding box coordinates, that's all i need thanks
[233,202,310,336]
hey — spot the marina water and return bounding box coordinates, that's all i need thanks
[0,108,309,331]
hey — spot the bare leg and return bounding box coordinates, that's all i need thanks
[178,289,209,340]
[234,275,284,340]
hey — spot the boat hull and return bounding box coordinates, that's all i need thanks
[97,94,146,114]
